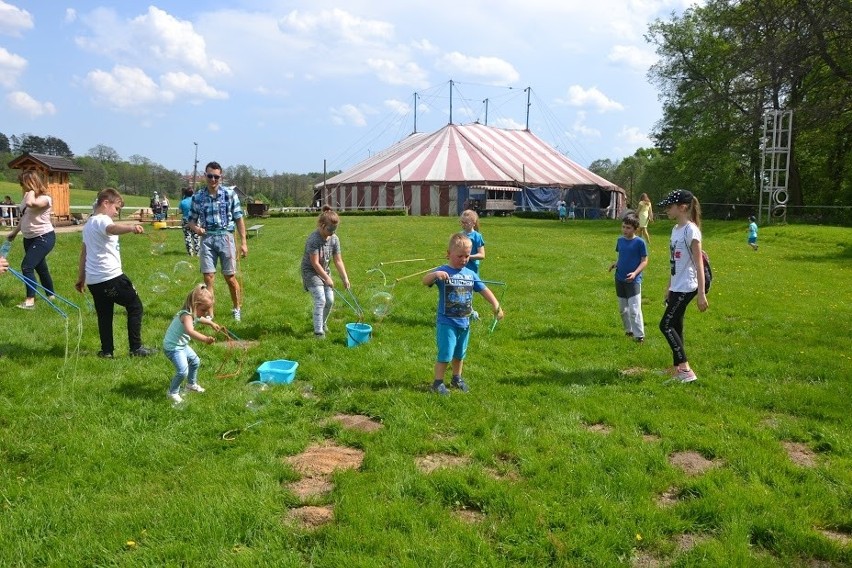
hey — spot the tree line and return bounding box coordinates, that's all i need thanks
[0,133,335,206]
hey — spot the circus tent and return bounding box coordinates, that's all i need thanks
[318,122,625,216]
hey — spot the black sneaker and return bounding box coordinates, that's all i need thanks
[130,347,157,357]
[97,351,114,359]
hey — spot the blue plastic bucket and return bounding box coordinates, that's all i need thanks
[257,359,298,384]
[346,322,372,348]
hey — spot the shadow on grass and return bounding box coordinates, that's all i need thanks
[498,367,626,387]
[115,380,163,400]
[524,327,607,341]
[783,243,852,264]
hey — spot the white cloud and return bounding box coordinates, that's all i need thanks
[0,1,32,37]
[492,117,525,130]
[437,52,519,84]
[559,85,624,113]
[572,111,601,138]
[384,99,410,115]
[84,66,169,110]
[330,104,367,126]
[160,72,228,101]
[367,58,429,87]
[76,6,230,76]
[411,39,438,54]
[83,65,229,111]
[6,91,56,117]
[0,46,26,87]
[618,125,652,146]
[608,45,658,72]
[65,8,77,24]
[280,9,394,45]
[207,122,220,132]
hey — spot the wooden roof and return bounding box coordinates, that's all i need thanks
[8,152,84,172]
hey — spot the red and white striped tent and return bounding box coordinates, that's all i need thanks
[318,122,625,216]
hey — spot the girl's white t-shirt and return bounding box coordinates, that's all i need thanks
[669,221,702,293]
[82,214,123,285]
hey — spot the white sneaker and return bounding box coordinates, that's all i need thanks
[232,308,241,322]
[168,392,183,403]
[185,383,205,393]
[677,369,698,383]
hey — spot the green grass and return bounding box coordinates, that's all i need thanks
[0,216,850,566]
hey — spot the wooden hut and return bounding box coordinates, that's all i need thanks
[7,153,84,220]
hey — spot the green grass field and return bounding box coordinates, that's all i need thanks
[0,214,850,566]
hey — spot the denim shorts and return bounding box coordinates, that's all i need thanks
[199,233,236,275]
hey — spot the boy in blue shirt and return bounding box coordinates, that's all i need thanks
[748,215,758,251]
[608,214,648,342]
[423,233,504,395]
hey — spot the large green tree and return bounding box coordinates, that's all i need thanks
[647,0,852,208]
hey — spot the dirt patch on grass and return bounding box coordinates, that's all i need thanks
[285,477,334,500]
[585,423,613,435]
[783,441,816,467]
[668,451,720,476]
[642,433,661,443]
[656,486,680,508]
[674,533,709,552]
[631,552,664,567]
[284,441,365,478]
[451,508,485,524]
[329,413,384,433]
[415,453,472,474]
[621,366,647,377]
[284,505,334,530]
[819,528,852,546]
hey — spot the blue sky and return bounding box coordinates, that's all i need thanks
[0,0,696,175]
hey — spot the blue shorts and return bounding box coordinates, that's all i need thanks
[199,233,237,275]
[436,323,470,363]
[748,236,757,245]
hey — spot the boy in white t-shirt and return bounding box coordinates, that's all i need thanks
[75,188,157,359]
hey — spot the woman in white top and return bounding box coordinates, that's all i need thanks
[6,171,56,309]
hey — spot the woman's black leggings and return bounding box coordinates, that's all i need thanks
[659,290,697,366]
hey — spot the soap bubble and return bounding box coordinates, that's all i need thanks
[172,260,195,285]
[369,291,394,318]
[150,242,166,256]
[245,381,270,412]
[149,271,171,293]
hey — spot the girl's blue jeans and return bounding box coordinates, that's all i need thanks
[165,345,200,395]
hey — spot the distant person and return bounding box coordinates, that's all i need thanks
[636,193,654,242]
[160,194,170,219]
[151,192,162,221]
[179,187,199,256]
[300,206,351,338]
[187,161,248,322]
[657,189,708,383]
[6,171,56,310]
[748,215,759,251]
[459,209,485,274]
[569,201,577,220]
[558,201,567,222]
[164,283,222,404]
[422,233,504,395]
[1,195,13,227]
[75,188,156,358]
[608,214,648,342]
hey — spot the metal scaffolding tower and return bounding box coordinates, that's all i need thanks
[759,110,792,224]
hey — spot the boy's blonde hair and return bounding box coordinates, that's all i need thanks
[448,232,472,251]
[460,209,480,231]
[96,187,124,207]
[182,283,215,317]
